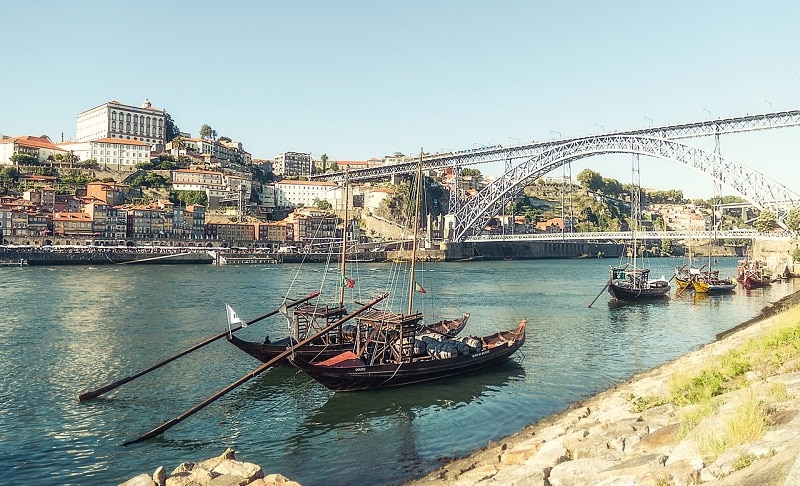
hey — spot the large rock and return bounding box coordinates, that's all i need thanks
[119,473,157,486]
[212,459,264,483]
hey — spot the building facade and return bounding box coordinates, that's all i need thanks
[0,136,67,166]
[273,151,312,177]
[274,180,338,210]
[76,99,165,150]
[56,138,151,171]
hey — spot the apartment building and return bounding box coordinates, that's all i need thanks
[273,151,312,177]
[274,180,337,210]
[57,138,151,171]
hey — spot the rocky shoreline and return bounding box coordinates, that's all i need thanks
[407,289,800,486]
[121,291,800,486]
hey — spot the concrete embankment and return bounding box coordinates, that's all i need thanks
[407,288,800,486]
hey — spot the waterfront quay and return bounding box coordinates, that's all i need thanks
[0,240,625,266]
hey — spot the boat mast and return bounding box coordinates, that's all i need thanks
[407,149,423,315]
[631,153,640,273]
[339,168,350,307]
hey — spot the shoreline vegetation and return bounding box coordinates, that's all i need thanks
[120,288,800,485]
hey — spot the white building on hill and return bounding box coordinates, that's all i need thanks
[76,99,165,151]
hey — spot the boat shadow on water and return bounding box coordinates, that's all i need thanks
[300,359,527,434]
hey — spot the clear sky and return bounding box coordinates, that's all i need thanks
[2,0,798,199]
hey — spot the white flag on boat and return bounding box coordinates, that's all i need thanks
[226,303,245,328]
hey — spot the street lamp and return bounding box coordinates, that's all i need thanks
[765,99,773,111]
[644,116,653,127]
[550,130,562,139]
[703,108,712,118]
[594,123,605,133]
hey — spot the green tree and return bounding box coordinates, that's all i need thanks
[10,153,37,166]
[320,153,328,171]
[170,190,207,206]
[0,166,19,191]
[577,169,604,193]
[754,210,778,232]
[462,168,482,178]
[164,112,181,142]
[199,124,214,139]
[314,198,332,210]
[660,239,672,256]
[786,208,800,233]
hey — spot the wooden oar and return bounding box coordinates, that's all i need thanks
[588,280,610,308]
[122,292,388,446]
[78,291,320,402]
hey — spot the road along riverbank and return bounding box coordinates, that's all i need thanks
[406,289,800,486]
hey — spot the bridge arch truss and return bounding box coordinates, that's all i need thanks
[451,135,800,241]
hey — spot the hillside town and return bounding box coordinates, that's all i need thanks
[0,98,762,251]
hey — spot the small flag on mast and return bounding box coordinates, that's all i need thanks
[226,303,245,327]
[342,276,355,288]
[414,282,426,294]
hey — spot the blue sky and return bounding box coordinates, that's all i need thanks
[2,0,798,198]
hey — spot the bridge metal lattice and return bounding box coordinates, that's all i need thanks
[451,135,800,241]
[311,110,800,184]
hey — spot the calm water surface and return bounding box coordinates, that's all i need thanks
[0,257,795,485]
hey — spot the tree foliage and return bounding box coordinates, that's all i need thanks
[786,208,800,232]
[199,124,217,140]
[754,210,778,232]
[164,112,181,143]
[130,172,171,189]
[10,153,38,166]
[170,190,207,206]
[314,198,332,210]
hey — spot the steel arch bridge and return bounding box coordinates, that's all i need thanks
[451,135,800,241]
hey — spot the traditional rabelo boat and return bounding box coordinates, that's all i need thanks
[227,308,469,366]
[608,264,671,301]
[605,156,670,302]
[290,314,526,392]
[737,259,771,289]
[290,151,526,391]
[692,269,736,294]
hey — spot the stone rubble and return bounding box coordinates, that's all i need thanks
[119,448,300,486]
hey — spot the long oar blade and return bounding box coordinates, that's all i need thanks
[588,281,610,308]
[78,292,320,402]
[122,292,388,446]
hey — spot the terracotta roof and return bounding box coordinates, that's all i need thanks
[1,135,64,151]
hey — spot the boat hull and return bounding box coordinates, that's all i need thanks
[227,335,351,366]
[607,283,670,301]
[291,322,525,392]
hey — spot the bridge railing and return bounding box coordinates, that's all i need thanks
[462,229,788,242]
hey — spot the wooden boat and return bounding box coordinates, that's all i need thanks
[291,152,525,391]
[227,310,469,366]
[290,314,526,392]
[674,265,693,290]
[692,269,736,294]
[608,265,671,301]
[737,259,771,289]
[604,155,669,302]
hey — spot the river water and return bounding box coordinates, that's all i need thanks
[0,257,795,485]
